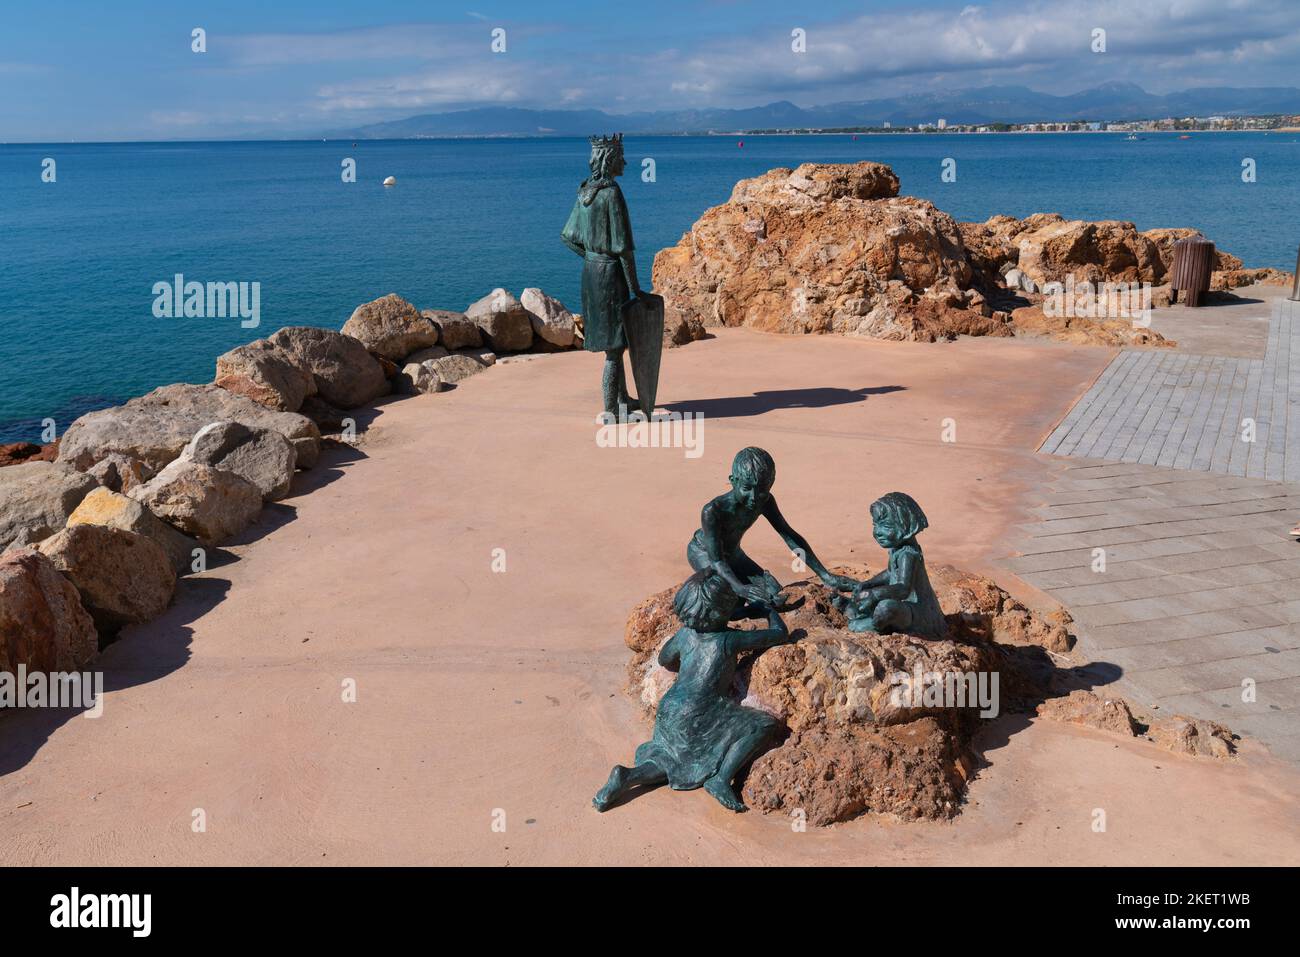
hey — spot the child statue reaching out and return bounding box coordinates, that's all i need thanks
[836,491,947,639]
[688,447,859,609]
[593,571,794,813]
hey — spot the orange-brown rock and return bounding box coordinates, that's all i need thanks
[0,547,99,673]
[743,717,969,825]
[1210,267,1294,291]
[652,162,1001,343]
[1009,304,1175,348]
[1036,689,1140,736]
[0,442,58,469]
[1149,715,1236,758]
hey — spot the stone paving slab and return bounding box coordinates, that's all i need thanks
[1041,297,1300,481]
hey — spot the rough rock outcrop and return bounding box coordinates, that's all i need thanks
[1036,689,1141,736]
[67,487,198,575]
[655,162,1266,349]
[520,288,577,349]
[423,310,482,350]
[36,525,175,634]
[128,459,264,545]
[1035,690,1237,759]
[653,162,1008,344]
[1150,715,1236,758]
[342,293,440,363]
[214,338,316,412]
[58,383,321,475]
[0,547,99,672]
[265,327,389,409]
[1010,304,1174,347]
[466,288,534,353]
[0,442,58,468]
[179,421,296,501]
[0,461,98,552]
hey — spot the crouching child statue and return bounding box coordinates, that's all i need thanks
[835,491,947,639]
[593,571,794,813]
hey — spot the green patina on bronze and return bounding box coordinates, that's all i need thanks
[688,447,860,606]
[593,571,794,813]
[561,133,662,417]
[835,491,947,639]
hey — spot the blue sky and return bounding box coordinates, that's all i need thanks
[2,0,1297,141]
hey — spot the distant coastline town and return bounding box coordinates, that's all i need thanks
[743,114,1300,135]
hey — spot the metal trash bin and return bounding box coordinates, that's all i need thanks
[1170,236,1215,307]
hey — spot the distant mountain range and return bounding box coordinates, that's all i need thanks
[330,82,1300,138]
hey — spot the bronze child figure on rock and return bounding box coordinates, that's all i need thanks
[689,447,860,608]
[835,491,947,639]
[593,571,794,812]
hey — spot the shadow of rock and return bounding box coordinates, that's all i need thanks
[0,575,230,777]
[663,385,904,420]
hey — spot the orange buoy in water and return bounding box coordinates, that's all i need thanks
[737,139,744,148]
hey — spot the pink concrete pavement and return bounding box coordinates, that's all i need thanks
[2,329,1298,865]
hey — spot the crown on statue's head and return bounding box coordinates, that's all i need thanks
[589,133,624,148]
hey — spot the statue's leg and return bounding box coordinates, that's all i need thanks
[602,350,622,416]
[872,599,912,634]
[593,761,666,811]
[704,727,772,811]
[613,347,635,407]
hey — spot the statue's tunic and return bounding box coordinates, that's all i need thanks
[634,628,778,790]
[561,180,633,352]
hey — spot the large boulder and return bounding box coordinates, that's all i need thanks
[519,288,577,349]
[67,487,198,575]
[0,461,98,552]
[57,383,321,475]
[266,327,389,409]
[128,459,264,545]
[422,310,482,350]
[214,338,316,412]
[342,294,439,362]
[652,162,1006,343]
[465,289,534,353]
[36,525,176,634]
[0,547,99,673]
[179,421,295,501]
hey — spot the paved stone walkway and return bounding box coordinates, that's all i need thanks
[1040,297,1299,481]
[1010,290,1300,764]
[1006,461,1300,762]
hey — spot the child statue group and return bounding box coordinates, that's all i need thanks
[594,447,946,814]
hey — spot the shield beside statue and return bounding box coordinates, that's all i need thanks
[621,293,664,419]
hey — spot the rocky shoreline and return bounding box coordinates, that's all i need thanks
[1,286,584,677]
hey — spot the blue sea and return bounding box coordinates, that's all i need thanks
[2,132,1298,442]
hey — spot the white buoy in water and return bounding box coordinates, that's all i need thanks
[383,176,396,187]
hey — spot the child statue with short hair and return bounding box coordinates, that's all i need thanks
[688,446,859,608]
[837,491,947,639]
[593,571,793,813]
